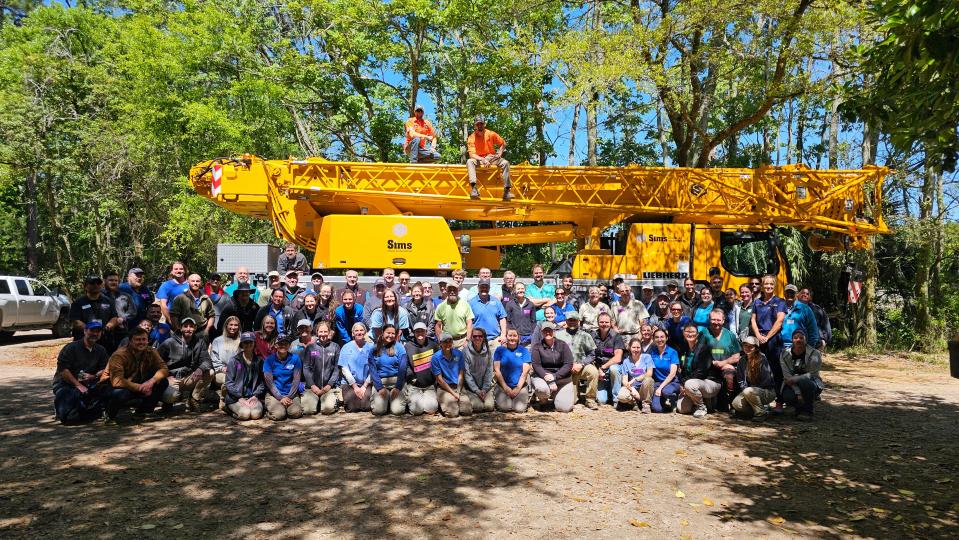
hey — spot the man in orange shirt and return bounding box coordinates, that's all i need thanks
[405,104,441,163]
[467,115,513,201]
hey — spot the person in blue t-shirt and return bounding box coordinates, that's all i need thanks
[468,279,507,345]
[648,328,680,413]
[751,275,787,411]
[156,261,189,324]
[262,335,303,421]
[781,284,820,350]
[432,333,468,417]
[493,328,532,413]
[338,322,374,412]
[368,325,408,416]
[617,337,655,411]
[692,288,715,333]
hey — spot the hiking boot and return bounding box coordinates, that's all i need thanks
[502,189,515,201]
[161,402,174,414]
[693,404,708,419]
[640,402,651,414]
[771,403,783,415]
[585,400,599,410]
[469,185,480,199]
[187,398,201,412]
[751,411,768,422]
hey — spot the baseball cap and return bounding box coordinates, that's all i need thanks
[239,332,256,343]
[180,317,197,327]
[297,319,312,328]
[474,114,486,124]
[84,275,103,284]
[667,280,680,288]
[565,311,580,321]
[85,320,104,330]
[374,278,386,287]
[785,284,799,293]
[657,291,670,299]
[268,270,280,278]
[128,267,144,275]
[208,273,221,281]
[642,284,653,290]
[311,272,324,279]
[414,103,424,112]
[478,278,491,287]
[285,270,299,278]
[412,322,428,332]
[541,322,556,332]
[232,282,254,295]
[276,334,295,345]
[742,336,759,347]
[439,332,454,342]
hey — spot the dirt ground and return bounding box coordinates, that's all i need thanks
[0,337,957,539]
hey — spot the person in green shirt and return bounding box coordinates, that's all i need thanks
[434,285,474,348]
[556,312,599,409]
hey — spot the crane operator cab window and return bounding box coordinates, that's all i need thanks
[720,231,780,277]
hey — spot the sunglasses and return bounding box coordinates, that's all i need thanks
[471,335,484,339]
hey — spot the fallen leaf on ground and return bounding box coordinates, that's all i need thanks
[141,524,156,530]
[680,519,689,526]
[897,489,915,497]
[767,516,785,525]
[703,497,715,506]
[675,490,686,498]
[629,519,651,527]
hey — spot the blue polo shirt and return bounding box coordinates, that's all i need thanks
[263,352,302,396]
[338,341,372,384]
[494,345,531,388]
[431,349,465,384]
[469,295,506,338]
[753,295,787,335]
[368,345,408,390]
[649,346,680,382]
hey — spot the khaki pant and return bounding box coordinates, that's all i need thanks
[301,388,339,415]
[371,377,407,416]
[162,371,213,404]
[494,386,530,413]
[617,377,654,406]
[462,388,495,413]
[732,387,776,417]
[437,385,472,418]
[451,337,468,349]
[531,377,575,412]
[467,157,511,188]
[571,363,599,404]
[227,399,264,421]
[405,385,438,415]
[677,378,722,414]
[265,394,303,421]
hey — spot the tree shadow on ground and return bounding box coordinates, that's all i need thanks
[0,375,550,539]
[649,390,959,538]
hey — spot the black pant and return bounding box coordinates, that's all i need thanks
[760,336,784,400]
[782,378,820,414]
[103,378,170,419]
[53,385,104,424]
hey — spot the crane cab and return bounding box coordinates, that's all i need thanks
[570,223,790,292]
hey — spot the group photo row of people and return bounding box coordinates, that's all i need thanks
[53,245,829,424]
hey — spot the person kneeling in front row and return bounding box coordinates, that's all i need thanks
[731,336,776,421]
[780,329,823,421]
[369,325,409,416]
[99,327,170,421]
[617,337,655,413]
[224,332,266,420]
[530,322,576,412]
[263,335,303,420]
[462,327,496,413]
[53,320,109,424]
[434,333,469,417]
[301,321,341,415]
[403,322,440,415]
[493,328,532,412]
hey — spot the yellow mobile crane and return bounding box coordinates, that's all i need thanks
[189,156,888,291]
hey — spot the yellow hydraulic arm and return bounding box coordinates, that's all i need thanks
[189,155,889,268]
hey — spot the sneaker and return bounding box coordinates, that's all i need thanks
[640,402,651,414]
[131,410,147,420]
[103,417,119,426]
[187,398,201,412]
[752,411,768,422]
[693,405,708,419]
[469,186,480,199]
[585,400,599,410]
[502,189,515,201]
[161,402,174,414]
[771,403,783,415]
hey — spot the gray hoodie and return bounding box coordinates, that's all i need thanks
[461,341,494,394]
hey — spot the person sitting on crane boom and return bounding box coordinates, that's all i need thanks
[466,115,513,201]
[405,104,441,163]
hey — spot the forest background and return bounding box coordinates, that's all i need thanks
[0,0,956,352]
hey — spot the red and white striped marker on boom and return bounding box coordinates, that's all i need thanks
[211,163,223,197]
[848,280,862,304]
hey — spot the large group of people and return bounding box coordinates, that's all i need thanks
[52,245,831,425]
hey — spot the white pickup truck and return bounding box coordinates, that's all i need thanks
[0,275,71,339]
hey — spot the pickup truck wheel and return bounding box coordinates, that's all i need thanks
[52,312,71,338]
[0,330,13,341]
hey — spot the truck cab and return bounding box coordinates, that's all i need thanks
[0,276,71,339]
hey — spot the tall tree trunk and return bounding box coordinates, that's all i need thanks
[855,118,878,348]
[725,82,738,166]
[914,161,938,350]
[656,97,670,166]
[586,93,598,166]
[568,104,579,166]
[25,169,39,276]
